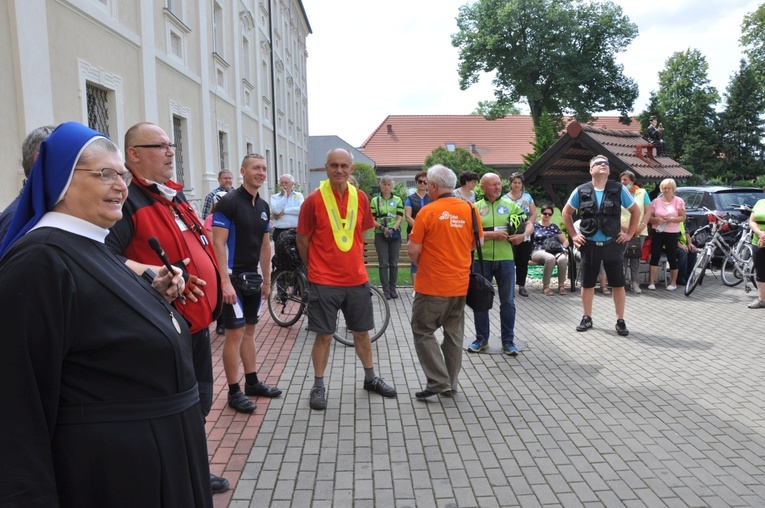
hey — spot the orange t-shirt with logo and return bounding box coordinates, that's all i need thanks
[409,196,482,297]
[297,186,374,286]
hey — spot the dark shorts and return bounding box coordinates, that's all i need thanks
[306,282,374,335]
[221,279,261,329]
[580,241,626,288]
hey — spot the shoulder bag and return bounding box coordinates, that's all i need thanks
[623,236,642,259]
[465,205,495,312]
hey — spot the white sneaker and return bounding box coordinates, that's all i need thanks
[647,284,656,290]
[632,282,642,294]
[666,285,676,291]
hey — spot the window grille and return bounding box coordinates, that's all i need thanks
[173,116,185,186]
[86,83,110,137]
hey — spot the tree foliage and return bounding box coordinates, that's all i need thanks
[717,60,765,182]
[422,146,490,177]
[472,99,521,119]
[741,3,765,87]
[452,0,639,129]
[654,49,719,175]
[521,110,564,170]
[351,162,377,196]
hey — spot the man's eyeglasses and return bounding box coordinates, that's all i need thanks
[541,212,553,216]
[75,167,133,185]
[132,143,176,152]
[592,160,609,166]
[417,180,427,184]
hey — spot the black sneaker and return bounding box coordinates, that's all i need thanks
[363,377,397,397]
[389,288,399,299]
[576,315,593,332]
[615,319,629,336]
[244,381,282,398]
[415,389,438,400]
[384,290,391,300]
[210,474,230,494]
[309,385,327,410]
[227,391,256,413]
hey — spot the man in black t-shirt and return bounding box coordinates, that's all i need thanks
[212,154,283,413]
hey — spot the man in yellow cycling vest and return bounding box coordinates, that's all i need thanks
[467,172,532,356]
[296,148,397,410]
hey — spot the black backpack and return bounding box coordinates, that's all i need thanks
[273,229,301,271]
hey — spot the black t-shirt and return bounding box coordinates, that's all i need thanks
[212,186,270,274]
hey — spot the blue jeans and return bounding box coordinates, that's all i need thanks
[472,259,516,345]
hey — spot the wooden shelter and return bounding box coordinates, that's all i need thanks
[524,122,692,208]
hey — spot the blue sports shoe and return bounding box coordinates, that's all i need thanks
[503,343,518,356]
[468,338,489,353]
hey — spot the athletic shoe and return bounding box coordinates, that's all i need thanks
[211,474,230,494]
[363,377,397,397]
[615,319,629,336]
[468,338,489,353]
[244,381,282,398]
[227,391,256,413]
[309,385,327,410]
[748,299,765,309]
[415,389,438,399]
[384,290,391,300]
[647,284,656,290]
[666,285,676,291]
[632,282,642,294]
[503,343,518,356]
[576,315,593,332]
[390,288,399,299]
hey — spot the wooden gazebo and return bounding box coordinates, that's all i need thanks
[524,122,692,209]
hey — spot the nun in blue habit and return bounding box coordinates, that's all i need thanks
[0,122,213,508]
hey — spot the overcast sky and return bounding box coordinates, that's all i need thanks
[301,0,761,147]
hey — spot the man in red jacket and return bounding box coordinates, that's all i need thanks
[106,122,229,493]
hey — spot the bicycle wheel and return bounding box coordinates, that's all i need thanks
[685,249,710,296]
[721,251,743,287]
[268,269,307,327]
[333,285,391,346]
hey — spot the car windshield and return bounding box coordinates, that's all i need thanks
[716,190,765,210]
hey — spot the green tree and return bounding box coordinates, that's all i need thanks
[452,0,638,129]
[422,146,489,177]
[352,162,377,196]
[717,60,765,182]
[521,109,564,170]
[741,4,765,86]
[472,99,521,119]
[655,49,720,176]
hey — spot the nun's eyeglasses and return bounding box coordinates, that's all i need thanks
[75,167,134,185]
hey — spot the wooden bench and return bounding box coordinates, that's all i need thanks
[363,237,410,269]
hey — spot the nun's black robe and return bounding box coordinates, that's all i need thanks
[0,227,212,508]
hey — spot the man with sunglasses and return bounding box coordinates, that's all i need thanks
[562,155,639,336]
[105,122,230,493]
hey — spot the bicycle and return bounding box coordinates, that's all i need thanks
[267,264,391,346]
[720,204,757,291]
[684,209,750,296]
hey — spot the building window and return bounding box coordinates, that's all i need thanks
[246,142,253,155]
[216,67,225,89]
[170,31,182,58]
[86,83,110,137]
[79,60,123,142]
[241,36,251,82]
[218,131,228,171]
[213,1,224,56]
[173,116,185,186]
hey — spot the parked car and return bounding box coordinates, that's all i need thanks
[674,186,765,237]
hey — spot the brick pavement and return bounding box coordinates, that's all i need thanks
[207,278,765,507]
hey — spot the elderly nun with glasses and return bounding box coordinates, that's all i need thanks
[0,122,213,507]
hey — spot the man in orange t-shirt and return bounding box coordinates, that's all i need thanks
[407,164,483,400]
[296,148,397,411]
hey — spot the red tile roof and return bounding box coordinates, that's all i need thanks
[359,114,641,168]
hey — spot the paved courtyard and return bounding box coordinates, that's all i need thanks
[207,277,765,507]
